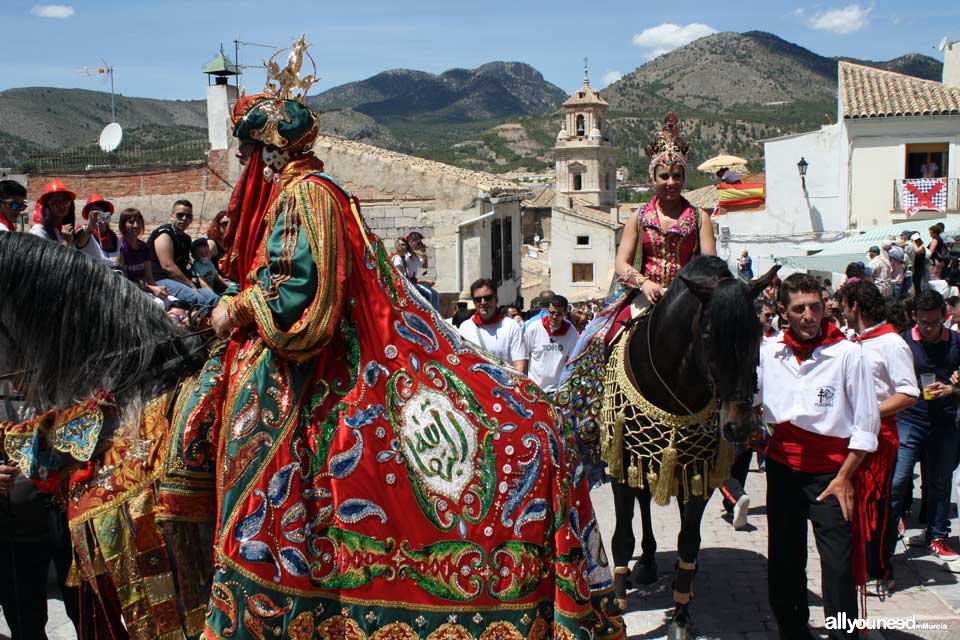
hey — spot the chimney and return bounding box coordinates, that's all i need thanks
[944,40,960,88]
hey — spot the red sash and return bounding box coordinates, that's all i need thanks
[766,421,850,473]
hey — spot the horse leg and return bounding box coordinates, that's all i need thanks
[667,488,712,640]
[630,483,658,585]
[610,480,641,609]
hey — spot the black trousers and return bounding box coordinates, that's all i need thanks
[611,478,710,567]
[766,459,857,640]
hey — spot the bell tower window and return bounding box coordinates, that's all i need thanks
[576,114,585,136]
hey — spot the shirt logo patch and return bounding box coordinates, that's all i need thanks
[815,386,836,408]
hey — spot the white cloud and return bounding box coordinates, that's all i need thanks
[600,70,623,87]
[31,4,75,19]
[632,23,718,59]
[808,4,872,35]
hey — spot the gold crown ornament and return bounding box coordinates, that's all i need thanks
[232,35,321,156]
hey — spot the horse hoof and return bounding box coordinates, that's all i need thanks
[666,621,692,640]
[631,558,658,585]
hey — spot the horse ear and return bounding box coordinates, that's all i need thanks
[749,264,782,299]
[678,274,720,305]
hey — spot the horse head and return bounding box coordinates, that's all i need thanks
[0,232,209,421]
[678,263,781,444]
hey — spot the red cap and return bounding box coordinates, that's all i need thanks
[32,179,76,224]
[81,193,114,220]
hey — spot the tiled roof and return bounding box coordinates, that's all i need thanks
[312,135,526,193]
[563,81,608,107]
[840,61,960,119]
[521,187,557,209]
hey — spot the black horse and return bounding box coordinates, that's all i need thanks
[606,255,778,640]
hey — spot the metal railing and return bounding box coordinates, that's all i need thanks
[892,178,960,213]
[19,139,210,174]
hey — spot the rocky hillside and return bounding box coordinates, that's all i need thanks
[310,62,567,123]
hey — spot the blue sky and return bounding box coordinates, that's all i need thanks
[2,1,956,102]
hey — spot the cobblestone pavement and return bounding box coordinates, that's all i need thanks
[589,464,960,639]
[4,465,960,640]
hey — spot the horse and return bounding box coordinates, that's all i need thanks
[0,232,218,637]
[596,255,777,640]
[0,229,624,640]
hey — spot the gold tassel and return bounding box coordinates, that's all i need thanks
[654,429,678,506]
[709,439,735,488]
[646,471,658,489]
[627,458,640,487]
[65,557,81,587]
[691,472,704,496]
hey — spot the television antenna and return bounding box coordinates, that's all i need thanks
[81,60,116,122]
[938,37,949,52]
[233,39,278,89]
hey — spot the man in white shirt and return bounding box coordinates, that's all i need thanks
[458,278,528,373]
[757,273,879,640]
[841,280,918,596]
[523,294,579,394]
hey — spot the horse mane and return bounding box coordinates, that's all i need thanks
[0,232,206,417]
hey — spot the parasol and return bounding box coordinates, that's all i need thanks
[697,154,748,173]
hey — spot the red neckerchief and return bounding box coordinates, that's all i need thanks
[763,326,777,338]
[472,310,504,326]
[0,215,14,232]
[542,314,570,337]
[853,322,899,343]
[781,320,846,363]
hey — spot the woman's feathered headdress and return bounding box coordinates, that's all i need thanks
[645,112,690,180]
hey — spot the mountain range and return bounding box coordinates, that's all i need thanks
[0,31,944,179]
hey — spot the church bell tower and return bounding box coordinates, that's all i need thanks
[553,61,619,207]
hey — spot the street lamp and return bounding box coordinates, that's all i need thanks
[797,157,809,190]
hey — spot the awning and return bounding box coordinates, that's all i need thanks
[777,216,960,273]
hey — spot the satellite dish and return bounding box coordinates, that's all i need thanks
[98,122,122,152]
[939,37,949,52]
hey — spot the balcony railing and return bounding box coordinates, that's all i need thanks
[19,139,210,174]
[892,178,960,214]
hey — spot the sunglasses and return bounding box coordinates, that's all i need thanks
[0,200,27,212]
[175,212,193,220]
[472,294,495,303]
[219,220,229,227]
[763,313,776,319]
[47,197,72,206]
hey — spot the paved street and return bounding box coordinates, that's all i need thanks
[590,463,960,639]
[4,463,960,640]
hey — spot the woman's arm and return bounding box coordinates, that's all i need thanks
[698,209,716,256]
[614,211,641,283]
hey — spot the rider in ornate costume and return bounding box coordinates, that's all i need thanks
[556,113,718,615]
[174,38,625,640]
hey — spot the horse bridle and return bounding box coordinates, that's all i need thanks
[642,280,755,417]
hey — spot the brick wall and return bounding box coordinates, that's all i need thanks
[27,150,234,225]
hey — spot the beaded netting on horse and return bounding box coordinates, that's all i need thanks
[601,325,733,505]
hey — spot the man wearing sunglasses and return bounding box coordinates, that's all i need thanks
[758,298,781,344]
[457,278,527,374]
[147,200,218,307]
[0,180,27,233]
